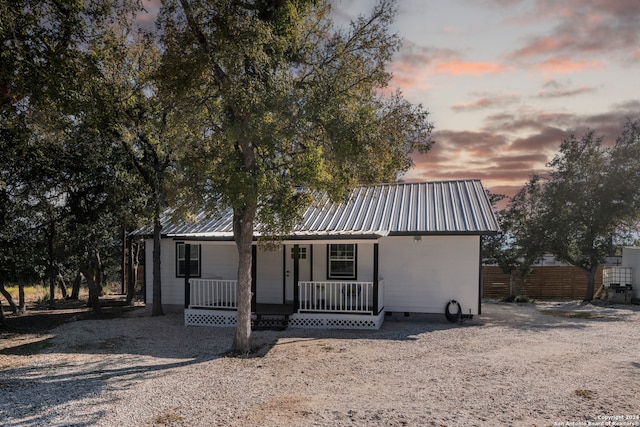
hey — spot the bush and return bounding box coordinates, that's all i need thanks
[501,294,535,303]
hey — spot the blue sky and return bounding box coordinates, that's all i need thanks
[335,0,640,196]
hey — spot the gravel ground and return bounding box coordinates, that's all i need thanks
[1,300,639,427]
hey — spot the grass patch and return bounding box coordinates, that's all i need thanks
[575,389,596,399]
[152,407,184,426]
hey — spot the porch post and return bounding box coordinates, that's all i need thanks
[373,243,379,315]
[293,244,300,310]
[251,244,257,312]
[184,243,191,309]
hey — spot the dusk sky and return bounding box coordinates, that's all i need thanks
[141,0,640,197]
[334,0,640,196]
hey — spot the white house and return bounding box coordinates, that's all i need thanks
[135,180,499,329]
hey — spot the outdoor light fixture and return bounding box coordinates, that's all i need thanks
[413,236,422,242]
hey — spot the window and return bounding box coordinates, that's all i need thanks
[328,244,356,279]
[176,243,201,277]
[291,247,307,259]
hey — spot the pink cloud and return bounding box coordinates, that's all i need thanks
[434,60,504,76]
[507,0,640,63]
[533,57,603,74]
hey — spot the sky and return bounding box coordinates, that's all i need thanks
[140,0,640,198]
[333,0,640,197]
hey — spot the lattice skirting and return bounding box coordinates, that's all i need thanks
[185,308,236,327]
[288,312,385,330]
[185,308,385,330]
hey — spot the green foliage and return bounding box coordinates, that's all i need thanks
[0,0,147,303]
[543,120,640,274]
[501,294,535,304]
[159,0,433,234]
[483,181,546,295]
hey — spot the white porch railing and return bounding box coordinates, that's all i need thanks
[188,278,384,315]
[189,279,238,309]
[298,281,383,314]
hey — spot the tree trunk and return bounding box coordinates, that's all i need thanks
[583,267,597,302]
[151,196,164,316]
[56,267,68,299]
[18,279,25,314]
[70,271,82,300]
[509,271,517,296]
[82,250,102,313]
[231,203,257,354]
[48,222,56,309]
[0,281,18,314]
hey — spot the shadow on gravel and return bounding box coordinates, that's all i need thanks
[476,300,638,332]
[0,355,218,427]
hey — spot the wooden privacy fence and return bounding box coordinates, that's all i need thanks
[482,266,603,299]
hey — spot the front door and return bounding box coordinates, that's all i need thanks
[285,244,310,303]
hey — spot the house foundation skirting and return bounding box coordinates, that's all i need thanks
[184,308,385,330]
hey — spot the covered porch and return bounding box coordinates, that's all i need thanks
[184,238,384,329]
[184,278,385,329]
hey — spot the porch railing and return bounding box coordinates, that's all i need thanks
[189,279,238,309]
[298,281,383,314]
[188,278,384,314]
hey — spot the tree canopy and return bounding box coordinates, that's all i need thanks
[496,119,640,301]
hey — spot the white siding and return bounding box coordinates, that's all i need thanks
[200,243,238,279]
[311,245,327,280]
[256,247,284,304]
[380,236,480,315]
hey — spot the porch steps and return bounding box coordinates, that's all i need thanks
[252,314,289,331]
[252,304,294,331]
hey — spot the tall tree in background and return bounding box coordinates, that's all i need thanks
[483,181,547,297]
[1,0,143,310]
[541,119,640,301]
[84,26,180,316]
[158,0,433,352]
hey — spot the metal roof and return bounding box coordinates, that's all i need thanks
[137,180,499,239]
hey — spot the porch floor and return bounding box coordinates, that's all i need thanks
[255,303,294,316]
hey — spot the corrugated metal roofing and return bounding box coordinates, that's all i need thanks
[137,180,499,238]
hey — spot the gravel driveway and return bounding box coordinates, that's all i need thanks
[1,300,639,426]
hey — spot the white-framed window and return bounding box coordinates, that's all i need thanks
[328,244,356,279]
[176,242,201,277]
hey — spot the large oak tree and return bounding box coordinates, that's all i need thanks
[535,120,640,301]
[157,0,433,352]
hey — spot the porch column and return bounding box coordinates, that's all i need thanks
[373,243,379,315]
[184,243,191,309]
[293,244,300,310]
[251,245,257,312]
